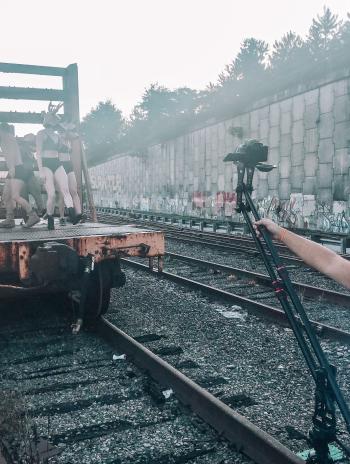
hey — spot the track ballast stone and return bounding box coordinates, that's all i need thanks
[110,266,350,456]
[0,299,250,464]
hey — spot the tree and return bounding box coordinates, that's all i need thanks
[81,100,124,163]
[339,13,350,48]
[307,7,342,58]
[124,84,199,149]
[135,83,198,121]
[172,87,199,116]
[137,83,174,120]
[270,31,305,69]
[219,38,268,84]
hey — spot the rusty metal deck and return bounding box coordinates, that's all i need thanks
[0,222,153,243]
[0,222,164,281]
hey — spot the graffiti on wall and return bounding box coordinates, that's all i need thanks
[256,194,350,232]
[192,191,237,217]
[90,166,350,232]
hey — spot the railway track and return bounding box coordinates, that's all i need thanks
[165,252,350,308]
[123,254,350,344]
[96,210,291,253]
[95,210,350,267]
[0,299,302,464]
[96,206,350,252]
[107,265,350,462]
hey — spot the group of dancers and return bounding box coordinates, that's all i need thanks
[0,106,82,231]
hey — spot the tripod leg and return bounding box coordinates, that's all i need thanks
[240,203,318,376]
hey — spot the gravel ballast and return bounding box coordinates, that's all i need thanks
[165,238,350,294]
[161,254,350,333]
[0,299,251,464]
[109,265,350,457]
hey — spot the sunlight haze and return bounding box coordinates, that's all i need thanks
[1,0,349,134]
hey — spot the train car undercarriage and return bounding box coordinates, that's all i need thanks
[0,222,164,332]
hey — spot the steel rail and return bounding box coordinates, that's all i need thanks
[164,233,305,265]
[97,211,350,268]
[96,206,350,245]
[97,212,304,265]
[123,259,350,344]
[166,252,350,307]
[98,317,303,464]
[96,212,311,266]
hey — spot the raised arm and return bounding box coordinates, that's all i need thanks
[254,218,350,289]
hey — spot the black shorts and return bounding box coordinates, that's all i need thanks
[42,158,62,172]
[14,165,34,182]
[62,161,74,174]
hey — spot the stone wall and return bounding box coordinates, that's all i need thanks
[90,69,350,227]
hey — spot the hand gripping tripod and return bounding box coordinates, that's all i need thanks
[225,141,350,463]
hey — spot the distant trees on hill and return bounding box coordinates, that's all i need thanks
[80,100,124,164]
[82,7,350,164]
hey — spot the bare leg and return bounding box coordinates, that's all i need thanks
[11,178,40,228]
[42,167,56,216]
[54,166,73,209]
[68,172,82,214]
[11,178,32,214]
[57,192,67,225]
[27,175,44,214]
[0,179,15,228]
[58,193,65,219]
[3,179,14,218]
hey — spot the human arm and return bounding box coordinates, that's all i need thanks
[254,218,350,289]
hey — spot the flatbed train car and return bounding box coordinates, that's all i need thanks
[0,62,164,331]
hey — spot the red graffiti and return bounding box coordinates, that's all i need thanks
[192,191,237,216]
[192,191,206,208]
[216,192,236,208]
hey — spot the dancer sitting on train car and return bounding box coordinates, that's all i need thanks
[254,218,350,289]
[57,121,82,225]
[36,108,77,230]
[0,123,40,229]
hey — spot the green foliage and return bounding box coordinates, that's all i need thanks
[84,6,350,159]
[219,38,268,84]
[270,31,305,68]
[135,84,199,121]
[307,6,342,56]
[124,84,200,150]
[338,13,350,48]
[80,100,125,163]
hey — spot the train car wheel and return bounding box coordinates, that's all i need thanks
[84,261,113,321]
[69,260,113,326]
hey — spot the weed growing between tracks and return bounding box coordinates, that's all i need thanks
[0,389,42,463]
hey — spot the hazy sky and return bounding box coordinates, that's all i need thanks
[1,0,349,134]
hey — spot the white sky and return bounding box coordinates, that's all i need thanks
[0,0,349,135]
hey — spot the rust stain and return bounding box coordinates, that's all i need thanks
[0,228,165,281]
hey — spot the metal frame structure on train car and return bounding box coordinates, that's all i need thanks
[0,62,96,220]
[0,62,79,123]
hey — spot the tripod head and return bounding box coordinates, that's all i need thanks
[224,140,275,211]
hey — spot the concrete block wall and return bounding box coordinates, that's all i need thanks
[90,69,350,223]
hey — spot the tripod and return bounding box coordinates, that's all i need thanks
[234,159,350,463]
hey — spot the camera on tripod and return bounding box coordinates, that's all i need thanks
[224,139,275,208]
[224,139,269,167]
